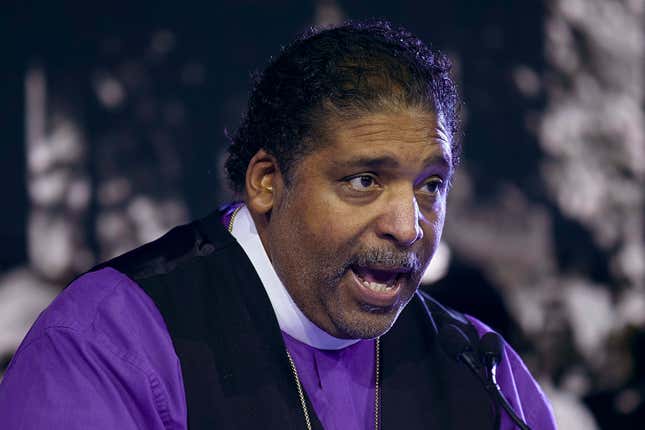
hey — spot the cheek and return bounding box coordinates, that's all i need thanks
[298,191,361,246]
[423,197,446,229]
[433,205,446,234]
[421,202,446,254]
[284,201,343,264]
[306,222,355,265]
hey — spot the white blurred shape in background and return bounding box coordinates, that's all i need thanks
[0,269,58,380]
[25,66,92,282]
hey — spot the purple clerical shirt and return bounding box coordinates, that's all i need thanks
[0,267,556,429]
[282,333,377,430]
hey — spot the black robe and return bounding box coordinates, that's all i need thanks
[95,209,497,429]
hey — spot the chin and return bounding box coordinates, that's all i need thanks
[331,305,401,339]
[326,283,420,339]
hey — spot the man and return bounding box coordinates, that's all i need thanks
[0,21,556,429]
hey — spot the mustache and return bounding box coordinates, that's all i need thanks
[348,247,421,273]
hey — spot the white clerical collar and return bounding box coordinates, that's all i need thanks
[230,204,359,350]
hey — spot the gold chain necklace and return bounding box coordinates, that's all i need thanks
[286,338,381,430]
[227,205,382,429]
[227,205,243,234]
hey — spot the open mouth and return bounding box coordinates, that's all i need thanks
[348,264,409,307]
[352,265,403,292]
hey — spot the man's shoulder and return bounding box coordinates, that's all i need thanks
[414,291,557,429]
[80,206,255,349]
[1,267,187,429]
[20,267,171,356]
[464,313,557,429]
[26,268,130,334]
[27,202,235,340]
[40,208,242,352]
[94,209,236,282]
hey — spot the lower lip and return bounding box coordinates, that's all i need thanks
[348,269,403,308]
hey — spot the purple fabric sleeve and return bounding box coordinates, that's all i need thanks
[0,268,187,430]
[466,315,558,430]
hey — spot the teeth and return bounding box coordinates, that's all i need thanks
[361,279,395,292]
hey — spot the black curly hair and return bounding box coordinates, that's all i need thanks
[225,20,461,193]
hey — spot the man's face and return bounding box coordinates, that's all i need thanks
[263,109,453,339]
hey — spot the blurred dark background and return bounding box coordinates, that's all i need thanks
[1,1,644,428]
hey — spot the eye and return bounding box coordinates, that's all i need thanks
[346,174,379,191]
[420,177,443,194]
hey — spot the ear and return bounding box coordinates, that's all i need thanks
[245,149,281,216]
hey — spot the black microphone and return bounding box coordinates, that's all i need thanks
[437,324,498,425]
[480,332,504,369]
[438,325,532,430]
[478,332,531,430]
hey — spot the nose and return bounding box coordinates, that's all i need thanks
[376,189,423,247]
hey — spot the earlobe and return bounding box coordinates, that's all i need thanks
[245,149,278,216]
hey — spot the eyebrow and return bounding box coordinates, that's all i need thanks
[334,154,452,171]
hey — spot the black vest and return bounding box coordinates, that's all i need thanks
[95,210,497,429]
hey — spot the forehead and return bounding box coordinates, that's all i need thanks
[333,110,448,144]
[316,110,452,171]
